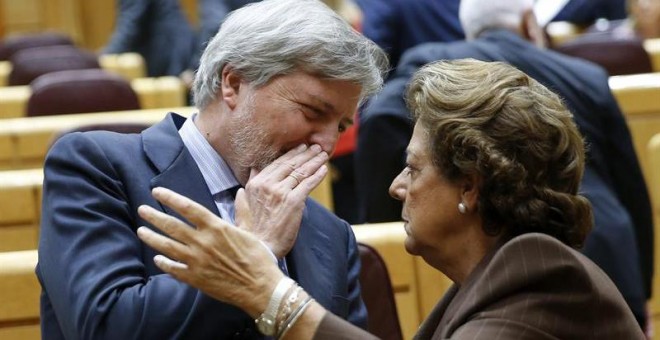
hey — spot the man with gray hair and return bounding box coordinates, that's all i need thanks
[37,0,388,338]
[356,0,651,332]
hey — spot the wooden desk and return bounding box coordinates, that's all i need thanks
[0,107,195,169]
[353,222,453,340]
[0,250,40,340]
[615,73,660,335]
[0,169,42,252]
[353,223,420,340]
[645,38,660,73]
[0,53,147,88]
[610,72,660,183]
[0,61,10,87]
[546,21,585,46]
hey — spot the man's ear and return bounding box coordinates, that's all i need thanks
[220,66,242,110]
[521,8,548,48]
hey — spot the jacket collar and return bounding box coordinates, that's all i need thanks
[142,112,220,218]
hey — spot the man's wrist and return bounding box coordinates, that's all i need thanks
[258,240,279,264]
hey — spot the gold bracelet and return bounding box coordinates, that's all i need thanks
[276,285,302,333]
[254,277,295,336]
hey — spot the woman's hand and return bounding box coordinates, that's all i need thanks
[137,187,283,317]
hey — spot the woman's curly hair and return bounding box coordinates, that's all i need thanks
[406,59,593,248]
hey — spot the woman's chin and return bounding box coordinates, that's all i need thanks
[404,237,420,256]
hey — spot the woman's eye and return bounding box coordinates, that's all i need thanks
[405,165,417,176]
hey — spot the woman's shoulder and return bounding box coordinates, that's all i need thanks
[454,232,644,339]
[487,232,621,301]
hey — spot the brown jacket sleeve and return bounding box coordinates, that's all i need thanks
[313,312,380,340]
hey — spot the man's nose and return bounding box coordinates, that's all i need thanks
[309,125,339,156]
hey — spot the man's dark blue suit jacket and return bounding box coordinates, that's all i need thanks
[37,113,366,339]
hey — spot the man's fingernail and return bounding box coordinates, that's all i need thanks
[310,144,322,152]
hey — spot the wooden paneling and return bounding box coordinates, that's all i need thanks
[0,169,42,251]
[353,223,422,340]
[645,39,660,73]
[0,249,40,340]
[0,107,195,169]
[610,72,660,183]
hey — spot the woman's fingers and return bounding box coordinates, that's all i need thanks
[136,225,190,265]
[154,254,189,271]
[149,187,232,231]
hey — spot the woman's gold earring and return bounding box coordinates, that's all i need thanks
[458,202,467,214]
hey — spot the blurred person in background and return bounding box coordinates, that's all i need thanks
[354,0,464,76]
[102,0,196,77]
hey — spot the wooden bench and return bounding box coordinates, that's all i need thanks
[0,52,147,87]
[0,169,42,252]
[0,107,195,170]
[0,249,40,340]
[353,222,452,340]
[0,76,186,119]
[546,21,585,46]
[610,72,660,183]
[646,135,660,333]
[645,38,660,73]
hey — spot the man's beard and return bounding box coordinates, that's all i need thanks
[228,101,281,171]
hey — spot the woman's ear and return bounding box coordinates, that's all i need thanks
[461,174,480,211]
[220,66,242,110]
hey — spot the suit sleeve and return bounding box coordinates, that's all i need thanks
[598,84,654,299]
[38,133,227,339]
[451,319,558,340]
[314,312,378,340]
[103,0,150,54]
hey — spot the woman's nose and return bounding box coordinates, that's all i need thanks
[389,171,406,201]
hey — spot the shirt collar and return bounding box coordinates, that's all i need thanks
[179,114,240,195]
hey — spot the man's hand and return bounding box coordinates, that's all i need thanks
[236,144,328,258]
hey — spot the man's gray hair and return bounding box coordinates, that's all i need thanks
[460,0,534,40]
[193,0,388,109]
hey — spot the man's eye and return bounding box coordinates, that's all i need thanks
[338,124,347,133]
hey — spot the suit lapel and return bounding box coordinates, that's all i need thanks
[434,237,509,338]
[142,113,220,219]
